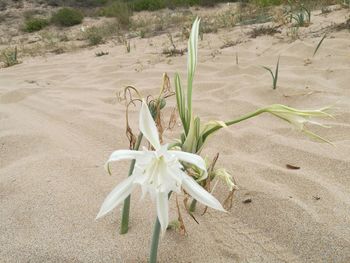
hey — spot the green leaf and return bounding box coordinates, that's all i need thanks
[175,73,187,131]
[186,17,200,121]
[274,56,280,90]
[182,116,201,153]
[313,34,326,57]
[262,56,280,90]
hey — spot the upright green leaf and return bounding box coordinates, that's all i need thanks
[175,73,187,132]
[313,34,326,57]
[187,17,200,119]
[274,56,280,90]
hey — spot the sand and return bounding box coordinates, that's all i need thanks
[1,5,350,263]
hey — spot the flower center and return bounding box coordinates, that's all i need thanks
[145,156,166,189]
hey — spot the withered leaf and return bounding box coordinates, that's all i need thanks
[286,164,300,170]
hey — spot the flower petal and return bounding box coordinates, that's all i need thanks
[105,150,150,173]
[156,191,169,235]
[168,150,207,173]
[96,174,137,219]
[182,175,225,212]
[139,101,161,150]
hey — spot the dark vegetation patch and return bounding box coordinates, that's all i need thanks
[51,7,84,27]
[24,17,49,32]
[220,40,243,49]
[248,25,281,38]
[99,2,132,27]
[334,18,350,31]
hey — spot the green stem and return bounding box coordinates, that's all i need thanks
[149,192,171,263]
[202,109,265,141]
[120,133,143,235]
[225,109,265,126]
[189,199,197,212]
[149,217,161,263]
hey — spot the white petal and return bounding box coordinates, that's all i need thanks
[96,174,137,219]
[308,119,331,128]
[156,192,169,235]
[106,150,148,167]
[139,101,161,150]
[168,150,207,173]
[182,175,225,212]
[107,150,147,161]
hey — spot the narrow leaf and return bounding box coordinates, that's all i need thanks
[313,34,326,57]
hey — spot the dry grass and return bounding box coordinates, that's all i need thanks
[248,25,281,38]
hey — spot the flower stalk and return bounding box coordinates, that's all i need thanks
[149,192,172,263]
[120,133,143,234]
[149,217,161,263]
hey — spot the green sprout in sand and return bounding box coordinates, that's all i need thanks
[262,56,280,90]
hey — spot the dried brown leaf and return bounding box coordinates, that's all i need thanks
[286,164,300,170]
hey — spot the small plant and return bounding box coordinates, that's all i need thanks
[95,51,109,57]
[124,39,131,53]
[292,11,306,26]
[1,46,20,67]
[300,5,311,23]
[200,21,218,34]
[24,17,49,32]
[289,25,299,40]
[84,26,104,46]
[162,33,186,57]
[51,8,84,27]
[288,1,311,27]
[313,34,326,57]
[140,29,146,38]
[99,2,132,27]
[262,56,280,90]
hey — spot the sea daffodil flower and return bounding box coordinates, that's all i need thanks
[97,101,225,234]
[263,104,333,143]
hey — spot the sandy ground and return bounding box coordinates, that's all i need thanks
[1,6,350,263]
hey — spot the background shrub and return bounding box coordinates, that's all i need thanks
[24,18,49,32]
[51,7,84,27]
[99,2,132,27]
[82,21,120,45]
[1,46,20,68]
[47,0,108,7]
[252,0,283,7]
[131,0,165,11]
[84,26,105,45]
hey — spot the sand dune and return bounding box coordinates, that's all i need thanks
[1,6,350,263]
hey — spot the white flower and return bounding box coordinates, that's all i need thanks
[97,101,225,234]
[264,104,333,144]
